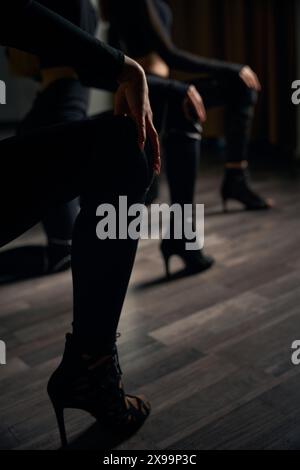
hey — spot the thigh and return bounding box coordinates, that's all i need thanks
[0,114,149,248]
[147,74,201,136]
[18,79,88,136]
[147,75,170,134]
[191,74,256,110]
[190,75,232,110]
[0,122,84,247]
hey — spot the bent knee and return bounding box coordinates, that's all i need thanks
[243,86,258,107]
[114,116,151,197]
[237,79,258,107]
[166,113,203,141]
[83,115,151,202]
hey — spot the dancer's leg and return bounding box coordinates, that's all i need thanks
[147,76,214,276]
[0,79,85,281]
[0,115,151,349]
[0,113,153,438]
[192,75,271,210]
[192,74,257,163]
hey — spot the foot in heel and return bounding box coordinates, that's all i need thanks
[160,239,214,278]
[221,168,273,211]
[48,334,151,447]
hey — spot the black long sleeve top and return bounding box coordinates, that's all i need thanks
[108,0,243,77]
[0,0,125,90]
[36,0,98,69]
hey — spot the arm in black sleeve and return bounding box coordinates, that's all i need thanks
[0,0,124,91]
[140,0,243,76]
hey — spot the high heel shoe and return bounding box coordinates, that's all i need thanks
[221,168,273,211]
[47,334,151,448]
[160,238,214,278]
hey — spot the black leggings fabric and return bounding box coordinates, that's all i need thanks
[192,74,258,163]
[17,78,88,243]
[0,114,152,352]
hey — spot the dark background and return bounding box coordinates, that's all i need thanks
[0,0,298,159]
[170,0,297,159]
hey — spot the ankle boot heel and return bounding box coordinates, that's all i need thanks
[222,197,228,213]
[161,244,171,278]
[164,255,171,279]
[160,239,214,278]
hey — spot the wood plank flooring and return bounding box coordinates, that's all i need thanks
[0,164,300,450]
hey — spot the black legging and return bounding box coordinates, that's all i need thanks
[0,79,88,281]
[148,73,257,208]
[18,78,87,244]
[0,114,152,353]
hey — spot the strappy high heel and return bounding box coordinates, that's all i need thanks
[47,334,151,448]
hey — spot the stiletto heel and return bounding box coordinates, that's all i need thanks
[48,334,151,448]
[161,244,171,278]
[222,198,228,213]
[164,256,171,279]
[52,402,67,448]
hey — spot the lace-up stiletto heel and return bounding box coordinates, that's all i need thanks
[160,238,214,278]
[221,168,273,212]
[47,334,151,448]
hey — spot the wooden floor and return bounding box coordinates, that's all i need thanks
[1,164,300,450]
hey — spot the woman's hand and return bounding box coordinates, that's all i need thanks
[239,66,261,92]
[183,85,206,124]
[115,56,161,175]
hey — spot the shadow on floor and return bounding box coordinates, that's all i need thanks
[63,422,143,451]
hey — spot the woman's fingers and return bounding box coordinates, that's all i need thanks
[115,57,160,173]
[185,86,207,123]
[114,83,128,116]
[253,73,262,91]
[136,111,147,151]
[135,111,160,174]
[240,66,262,92]
[191,94,206,122]
[146,114,161,174]
[195,95,207,122]
[248,69,261,91]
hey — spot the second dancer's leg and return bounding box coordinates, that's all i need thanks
[192,75,272,211]
[0,79,86,283]
[154,92,214,275]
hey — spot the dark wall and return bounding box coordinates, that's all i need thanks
[169,0,297,155]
